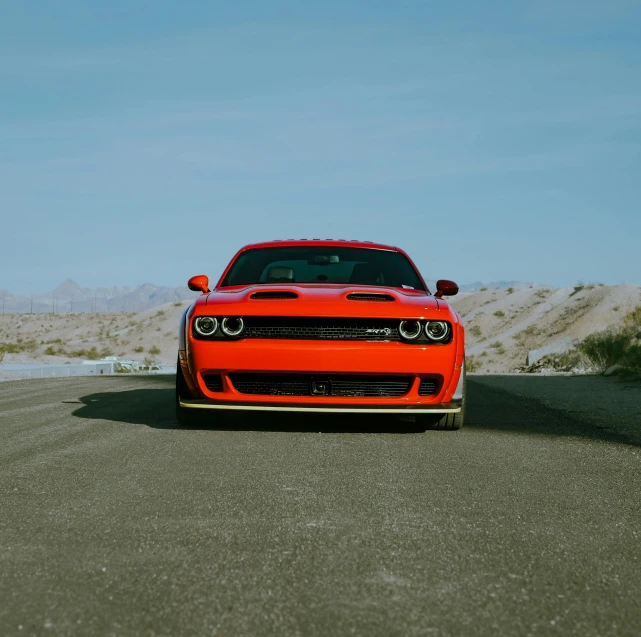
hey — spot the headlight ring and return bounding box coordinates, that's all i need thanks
[194,316,218,336]
[399,319,422,340]
[425,320,450,342]
[221,317,245,337]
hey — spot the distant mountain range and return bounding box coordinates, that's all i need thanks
[0,279,199,314]
[0,278,542,314]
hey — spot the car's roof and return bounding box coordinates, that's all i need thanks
[239,239,399,252]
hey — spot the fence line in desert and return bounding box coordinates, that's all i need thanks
[0,362,116,379]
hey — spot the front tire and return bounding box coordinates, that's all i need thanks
[417,366,466,431]
[175,358,204,427]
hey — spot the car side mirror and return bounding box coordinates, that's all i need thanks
[188,275,210,294]
[434,279,458,299]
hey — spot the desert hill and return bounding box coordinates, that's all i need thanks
[0,283,639,373]
[449,283,641,373]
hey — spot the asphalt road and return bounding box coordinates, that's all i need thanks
[1,375,640,637]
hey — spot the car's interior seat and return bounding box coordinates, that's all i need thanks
[265,266,296,283]
[349,263,382,285]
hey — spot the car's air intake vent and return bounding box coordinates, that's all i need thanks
[346,293,395,302]
[203,374,223,392]
[229,373,413,398]
[250,291,299,300]
[418,378,438,396]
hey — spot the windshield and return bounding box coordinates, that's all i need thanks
[221,246,425,290]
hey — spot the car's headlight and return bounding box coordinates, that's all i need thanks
[221,317,245,337]
[194,316,218,336]
[399,319,422,340]
[425,320,450,342]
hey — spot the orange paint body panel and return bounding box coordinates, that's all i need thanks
[178,241,465,413]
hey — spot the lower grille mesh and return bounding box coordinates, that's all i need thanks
[229,373,413,398]
[203,374,223,392]
[418,379,438,396]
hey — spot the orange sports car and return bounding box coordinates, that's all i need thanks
[176,240,466,429]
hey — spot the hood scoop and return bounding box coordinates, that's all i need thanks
[250,291,299,300]
[347,293,395,302]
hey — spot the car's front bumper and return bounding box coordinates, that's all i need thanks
[180,338,465,412]
[178,398,462,414]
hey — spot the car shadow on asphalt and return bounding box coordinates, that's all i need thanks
[71,375,428,434]
[71,374,640,445]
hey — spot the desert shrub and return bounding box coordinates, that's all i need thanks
[490,340,506,355]
[465,355,477,373]
[493,310,505,318]
[0,340,38,354]
[69,346,100,360]
[516,325,540,340]
[148,345,161,356]
[506,287,514,294]
[624,305,641,328]
[99,347,114,358]
[480,287,488,292]
[621,345,641,374]
[155,310,166,318]
[134,346,144,353]
[578,329,634,373]
[173,301,183,307]
[44,346,59,356]
[468,325,482,337]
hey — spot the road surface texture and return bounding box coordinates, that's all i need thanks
[1,374,640,636]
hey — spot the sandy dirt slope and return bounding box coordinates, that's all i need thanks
[1,284,640,372]
[0,301,191,367]
[440,283,639,373]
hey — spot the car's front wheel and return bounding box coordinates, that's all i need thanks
[175,358,206,427]
[416,366,466,431]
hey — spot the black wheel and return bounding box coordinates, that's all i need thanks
[417,366,466,431]
[175,359,204,427]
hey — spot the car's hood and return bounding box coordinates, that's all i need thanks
[194,284,452,319]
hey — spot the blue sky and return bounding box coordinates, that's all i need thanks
[1,0,640,292]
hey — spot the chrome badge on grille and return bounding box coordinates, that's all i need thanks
[365,328,393,336]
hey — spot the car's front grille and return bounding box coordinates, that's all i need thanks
[242,317,401,341]
[203,374,223,392]
[229,373,413,397]
[418,378,438,396]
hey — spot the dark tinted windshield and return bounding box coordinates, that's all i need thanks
[221,246,425,290]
